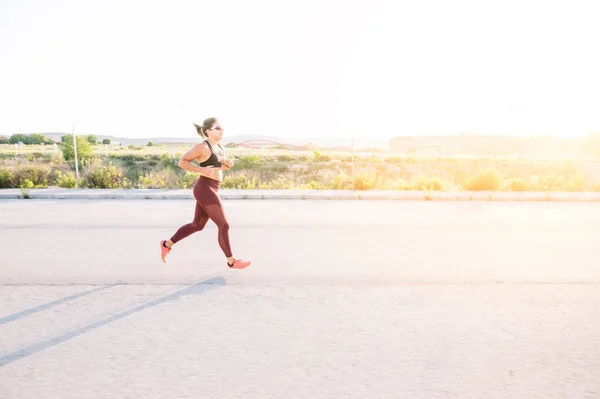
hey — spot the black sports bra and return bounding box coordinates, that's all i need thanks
[198,140,223,167]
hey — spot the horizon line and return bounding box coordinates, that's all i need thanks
[1,131,599,141]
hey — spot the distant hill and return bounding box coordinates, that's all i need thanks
[35,133,388,149]
[24,132,598,155]
[38,133,283,146]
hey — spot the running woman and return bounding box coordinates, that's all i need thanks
[160,118,251,269]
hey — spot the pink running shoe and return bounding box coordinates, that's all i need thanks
[160,240,171,263]
[228,259,251,269]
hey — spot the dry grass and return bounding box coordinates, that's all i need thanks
[1,144,599,191]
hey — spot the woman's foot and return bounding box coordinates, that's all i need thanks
[228,259,251,269]
[160,240,171,263]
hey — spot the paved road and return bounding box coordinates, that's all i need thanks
[1,200,600,398]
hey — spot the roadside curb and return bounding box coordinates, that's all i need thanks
[2,188,600,201]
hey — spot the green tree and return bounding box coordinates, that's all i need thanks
[29,133,50,144]
[0,136,9,144]
[102,138,111,145]
[9,134,29,144]
[60,134,93,160]
[86,134,98,145]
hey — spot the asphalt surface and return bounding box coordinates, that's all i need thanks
[1,200,600,398]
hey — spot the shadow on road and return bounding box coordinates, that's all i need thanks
[0,284,120,326]
[0,276,226,367]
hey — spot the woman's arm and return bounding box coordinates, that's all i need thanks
[178,143,219,173]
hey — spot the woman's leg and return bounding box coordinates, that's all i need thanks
[204,197,251,268]
[185,177,250,268]
[169,202,209,245]
[204,201,232,258]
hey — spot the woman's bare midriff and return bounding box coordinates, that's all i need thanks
[197,153,224,182]
[198,169,223,182]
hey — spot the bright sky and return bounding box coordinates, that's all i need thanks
[1,0,599,141]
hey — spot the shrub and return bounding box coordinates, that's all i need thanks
[387,179,411,190]
[263,163,289,173]
[178,172,198,189]
[139,174,167,189]
[161,155,180,171]
[138,170,179,189]
[313,150,331,162]
[85,164,127,188]
[110,154,147,162]
[54,171,77,188]
[353,173,376,190]
[221,174,257,189]
[412,176,443,191]
[331,173,351,190]
[303,180,322,190]
[233,155,261,169]
[25,152,44,162]
[19,179,34,198]
[13,165,51,187]
[464,168,504,191]
[276,155,294,162]
[122,164,142,183]
[504,177,531,191]
[0,168,14,188]
[257,177,294,189]
[19,179,34,188]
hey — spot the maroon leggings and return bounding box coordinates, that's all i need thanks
[170,176,232,257]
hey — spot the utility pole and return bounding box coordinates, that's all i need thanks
[72,126,79,188]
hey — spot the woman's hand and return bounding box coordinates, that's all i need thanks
[223,159,234,169]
